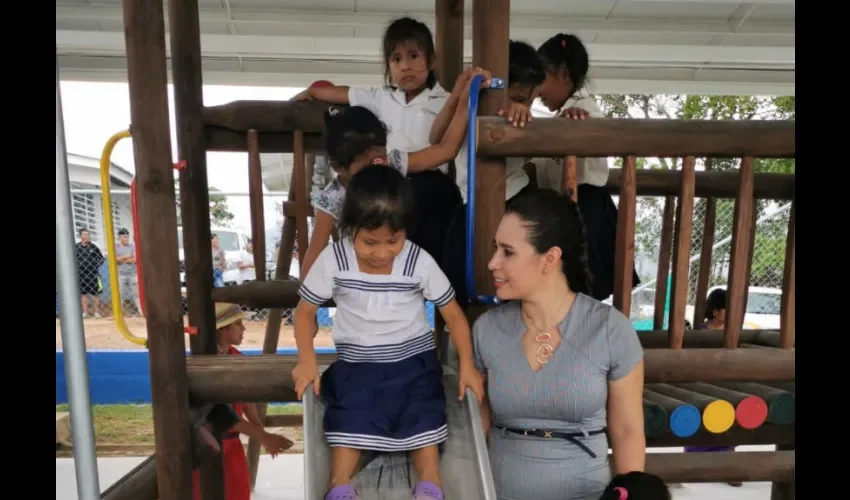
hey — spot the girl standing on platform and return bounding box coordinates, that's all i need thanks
[298,68,486,279]
[294,17,476,268]
[291,165,484,500]
[528,33,641,302]
[191,303,293,500]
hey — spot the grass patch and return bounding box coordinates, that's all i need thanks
[56,403,303,446]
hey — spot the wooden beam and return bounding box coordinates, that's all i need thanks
[668,157,696,347]
[653,196,675,330]
[247,129,266,281]
[638,329,785,348]
[612,155,636,314]
[167,1,224,497]
[435,0,464,91]
[724,156,756,348]
[185,348,793,403]
[121,0,193,496]
[205,127,325,153]
[477,117,795,158]
[644,451,794,483]
[203,100,331,133]
[606,168,794,200]
[264,414,303,427]
[647,423,794,448]
[779,200,795,349]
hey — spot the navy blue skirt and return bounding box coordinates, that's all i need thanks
[320,349,448,452]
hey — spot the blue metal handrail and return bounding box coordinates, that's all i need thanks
[465,73,504,305]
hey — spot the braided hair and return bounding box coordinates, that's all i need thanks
[505,188,593,296]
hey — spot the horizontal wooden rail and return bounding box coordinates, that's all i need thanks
[477,117,795,158]
[644,450,794,483]
[606,169,794,200]
[185,349,793,404]
[201,101,795,158]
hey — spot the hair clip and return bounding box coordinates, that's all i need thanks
[561,39,567,48]
[614,487,628,500]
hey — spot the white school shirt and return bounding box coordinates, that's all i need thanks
[298,238,456,363]
[238,251,256,281]
[348,84,450,174]
[453,141,530,205]
[310,150,409,223]
[529,91,611,189]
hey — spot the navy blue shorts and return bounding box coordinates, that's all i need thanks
[320,349,448,452]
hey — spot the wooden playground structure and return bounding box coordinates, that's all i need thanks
[81,0,795,499]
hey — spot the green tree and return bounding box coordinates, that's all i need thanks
[594,94,794,293]
[174,182,235,227]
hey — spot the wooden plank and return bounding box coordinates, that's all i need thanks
[247,129,266,280]
[668,157,696,347]
[724,157,756,348]
[122,0,194,496]
[613,155,636,314]
[606,168,794,200]
[644,450,794,483]
[292,131,309,273]
[477,117,795,158]
[185,348,794,403]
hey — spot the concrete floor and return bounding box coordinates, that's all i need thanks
[57,448,777,500]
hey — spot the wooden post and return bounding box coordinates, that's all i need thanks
[693,159,717,327]
[167,0,224,497]
[245,149,304,490]
[293,131,309,272]
[653,196,675,330]
[247,129,267,280]
[613,156,636,314]
[724,156,756,348]
[435,0,465,91]
[779,201,795,349]
[470,0,509,311]
[668,157,696,348]
[122,0,193,496]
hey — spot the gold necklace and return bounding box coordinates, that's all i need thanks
[522,294,571,366]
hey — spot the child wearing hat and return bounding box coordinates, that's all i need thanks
[190,303,294,500]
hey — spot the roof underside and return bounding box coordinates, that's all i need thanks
[56,0,794,97]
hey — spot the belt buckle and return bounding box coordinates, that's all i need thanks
[523,429,531,436]
[543,431,553,438]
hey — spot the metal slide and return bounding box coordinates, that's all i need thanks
[302,364,497,500]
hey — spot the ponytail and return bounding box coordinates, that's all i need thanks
[563,196,594,296]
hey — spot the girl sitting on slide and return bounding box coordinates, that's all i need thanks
[292,165,484,500]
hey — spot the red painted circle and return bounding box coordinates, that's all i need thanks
[736,395,768,429]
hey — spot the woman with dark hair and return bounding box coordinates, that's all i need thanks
[526,33,640,303]
[472,188,646,500]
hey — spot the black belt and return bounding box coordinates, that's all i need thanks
[221,431,239,440]
[495,425,607,458]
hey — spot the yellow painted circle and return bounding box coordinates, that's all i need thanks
[702,400,735,434]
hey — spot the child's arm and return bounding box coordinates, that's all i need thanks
[300,210,335,278]
[406,75,481,174]
[429,67,479,144]
[292,85,351,104]
[292,247,335,398]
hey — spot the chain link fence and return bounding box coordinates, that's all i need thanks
[57,182,790,349]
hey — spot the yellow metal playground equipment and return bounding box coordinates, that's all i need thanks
[100,129,147,347]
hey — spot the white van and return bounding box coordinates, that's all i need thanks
[178,226,252,296]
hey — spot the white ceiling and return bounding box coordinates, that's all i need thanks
[57,0,794,97]
[56,0,794,191]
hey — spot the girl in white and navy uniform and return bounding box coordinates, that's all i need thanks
[292,165,484,500]
[295,17,469,271]
[299,68,481,279]
[529,33,641,302]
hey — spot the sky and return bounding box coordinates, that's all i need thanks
[59,80,304,234]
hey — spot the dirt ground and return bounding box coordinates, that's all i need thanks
[56,316,336,350]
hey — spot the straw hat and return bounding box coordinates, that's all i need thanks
[215,303,249,330]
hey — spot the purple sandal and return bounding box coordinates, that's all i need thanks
[412,481,445,500]
[325,484,360,500]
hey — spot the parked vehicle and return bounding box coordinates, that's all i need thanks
[178,226,252,297]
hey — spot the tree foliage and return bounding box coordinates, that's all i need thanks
[594,94,794,292]
[174,182,235,227]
